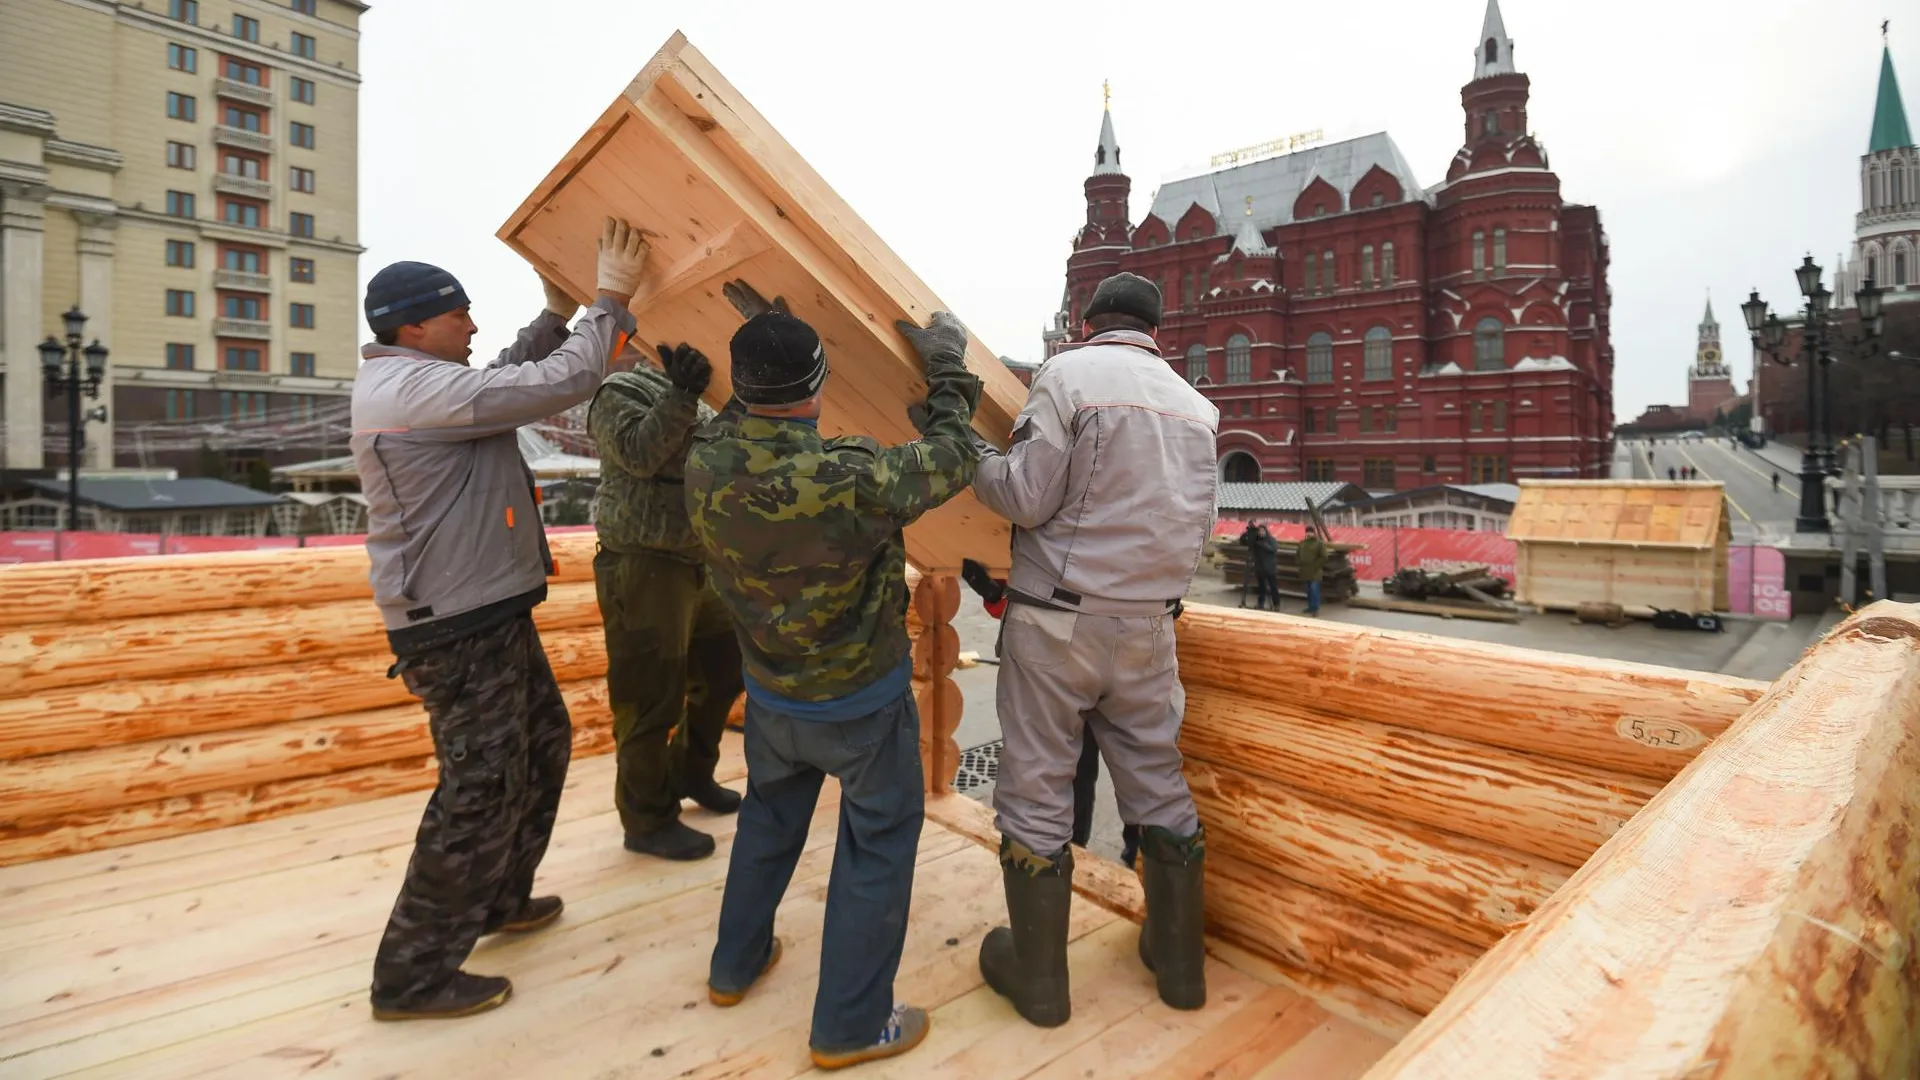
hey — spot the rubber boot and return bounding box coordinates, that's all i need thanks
[1137,824,1207,1010]
[978,837,1074,1027]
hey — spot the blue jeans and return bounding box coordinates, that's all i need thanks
[1306,580,1322,614]
[710,688,925,1052]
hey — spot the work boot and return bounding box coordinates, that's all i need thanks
[1136,825,1207,1010]
[485,895,563,935]
[979,838,1074,1027]
[810,1003,931,1070]
[625,820,716,861]
[370,972,512,1021]
[679,774,744,815]
[709,935,784,1007]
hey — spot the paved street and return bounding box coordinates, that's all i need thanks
[1624,437,1805,544]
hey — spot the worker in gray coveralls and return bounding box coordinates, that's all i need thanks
[967,271,1220,1026]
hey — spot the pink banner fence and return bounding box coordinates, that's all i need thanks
[0,525,599,565]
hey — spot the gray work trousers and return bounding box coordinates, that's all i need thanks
[992,603,1199,854]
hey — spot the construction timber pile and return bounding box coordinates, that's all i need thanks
[1,30,1916,1080]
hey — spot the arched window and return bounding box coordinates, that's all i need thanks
[1306,332,1334,384]
[1485,38,1499,65]
[1226,334,1252,384]
[1493,228,1507,274]
[1474,317,1506,371]
[1304,252,1318,294]
[1472,230,1486,277]
[1323,249,1337,289]
[1868,252,1881,284]
[1181,271,1195,308]
[1363,326,1392,380]
[1483,110,1500,136]
[1185,343,1207,385]
[1222,452,1261,483]
[1382,242,1396,284]
[1896,246,1911,287]
[1361,245,1375,288]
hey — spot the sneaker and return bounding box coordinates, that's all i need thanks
[679,775,744,815]
[810,1004,930,1070]
[709,936,784,1007]
[624,821,716,861]
[487,895,563,935]
[371,972,512,1021]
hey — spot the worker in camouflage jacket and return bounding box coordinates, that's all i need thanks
[589,340,746,862]
[686,297,980,1070]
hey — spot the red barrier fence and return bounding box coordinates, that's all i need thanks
[1215,521,1518,581]
[0,525,599,564]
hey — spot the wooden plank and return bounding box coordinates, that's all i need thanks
[0,531,598,630]
[1361,602,1920,1080]
[0,579,602,696]
[1024,982,1334,1080]
[1181,685,1658,869]
[1186,759,1570,949]
[1176,603,1764,781]
[1348,595,1522,623]
[497,32,1027,574]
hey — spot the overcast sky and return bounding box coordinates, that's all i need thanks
[356,0,1917,423]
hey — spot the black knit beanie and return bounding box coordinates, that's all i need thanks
[365,261,469,334]
[1085,272,1163,327]
[730,311,829,406]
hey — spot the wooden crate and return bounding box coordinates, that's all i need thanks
[496,31,1026,575]
[1507,480,1732,613]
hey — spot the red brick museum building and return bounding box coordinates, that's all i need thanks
[1045,0,1614,489]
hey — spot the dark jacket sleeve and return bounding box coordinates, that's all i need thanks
[588,366,702,478]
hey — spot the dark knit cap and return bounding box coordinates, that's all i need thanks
[364,261,470,334]
[1085,272,1163,327]
[729,311,830,406]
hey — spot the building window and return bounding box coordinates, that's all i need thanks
[290,211,315,237]
[168,42,197,72]
[1473,317,1505,370]
[165,289,196,317]
[233,14,259,41]
[1493,400,1508,431]
[166,141,196,170]
[165,389,194,419]
[1471,455,1507,483]
[1225,334,1252,384]
[1306,332,1334,383]
[1897,250,1911,286]
[1472,230,1486,278]
[1869,253,1881,283]
[222,200,263,228]
[1384,406,1398,433]
[291,0,317,13]
[165,190,196,218]
[1483,109,1500,136]
[223,57,264,84]
[1304,407,1318,435]
[291,76,315,104]
[1323,249,1336,290]
[1382,242,1396,284]
[291,31,317,59]
[290,256,316,283]
[290,302,316,328]
[223,104,263,131]
[224,294,263,320]
[222,152,264,179]
[1308,458,1338,482]
[223,346,264,372]
[1185,343,1206,385]
[290,121,316,149]
[1303,253,1318,295]
[1363,326,1392,380]
[1371,192,1384,207]
[1422,455,1436,473]
[167,92,197,121]
[1493,228,1507,275]
[1359,406,1373,433]
[1360,245,1375,288]
[166,239,196,267]
[291,351,317,376]
[223,247,263,272]
[1469,402,1484,432]
[169,0,199,23]
[166,343,195,370]
[1363,459,1396,489]
[288,166,315,193]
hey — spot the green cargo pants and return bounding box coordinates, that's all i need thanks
[593,547,744,837]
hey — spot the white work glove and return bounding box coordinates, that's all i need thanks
[595,217,650,297]
[539,274,575,317]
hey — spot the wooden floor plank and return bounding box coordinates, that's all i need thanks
[1247,1017,1398,1080]
[1023,973,1308,1080]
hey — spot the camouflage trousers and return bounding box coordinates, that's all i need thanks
[594,547,744,837]
[369,614,572,1007]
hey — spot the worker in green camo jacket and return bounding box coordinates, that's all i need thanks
[1298,527,1328,616]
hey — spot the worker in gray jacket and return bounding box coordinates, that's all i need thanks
[970,272,1219,1026]
[354,217,650,1022]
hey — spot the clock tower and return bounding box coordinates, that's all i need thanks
[1687,297,1739,423]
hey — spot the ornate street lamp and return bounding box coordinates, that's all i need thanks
[40,306,110,532]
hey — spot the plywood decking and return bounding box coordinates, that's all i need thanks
[0,743,1390,1079]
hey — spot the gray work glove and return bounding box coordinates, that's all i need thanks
[723,279,790,321]
[895,311,969,374]
[657,342,712,397]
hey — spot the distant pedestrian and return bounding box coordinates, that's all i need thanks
[1297,527,1328,617]
[1772,471,1781,491]
[1668,467,1677,481]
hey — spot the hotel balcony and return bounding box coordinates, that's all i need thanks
[213,125,272,153]
[214,318,273,340]
[213,172,272,199]
[214,269,272,292]
[214,78,275,108]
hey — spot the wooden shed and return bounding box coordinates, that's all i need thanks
[1507,479,1731,614]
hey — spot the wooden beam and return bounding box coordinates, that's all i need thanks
[624,219,771,313]
[913,572,962,792]
[1362,602,1920,1080]
[1176,603,1765,781]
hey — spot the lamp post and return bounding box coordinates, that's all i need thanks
[1740,258,1884,533]
[38,306,110,532]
